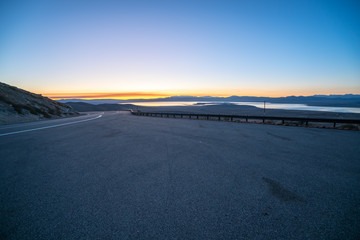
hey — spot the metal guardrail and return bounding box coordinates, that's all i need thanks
[129,110,360,128]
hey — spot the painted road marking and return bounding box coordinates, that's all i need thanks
[0,114,102,137]
[0,113,97,130]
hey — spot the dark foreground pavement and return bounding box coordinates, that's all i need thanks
[1,111,359,239]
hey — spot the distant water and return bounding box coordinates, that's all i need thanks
[126,101,360,114]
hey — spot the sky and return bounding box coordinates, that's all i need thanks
[0,0,359,99]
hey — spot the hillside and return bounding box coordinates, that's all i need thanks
[0,82,78,124]
[65,102,135,112]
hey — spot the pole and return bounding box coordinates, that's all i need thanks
[264,101,266,115]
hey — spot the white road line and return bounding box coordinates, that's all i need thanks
[0,114,102,137]
[0,114,97,130]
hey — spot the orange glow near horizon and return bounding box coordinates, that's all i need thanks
[46,92,171,100]
[43,87,360,100]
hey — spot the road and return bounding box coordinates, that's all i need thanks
[1,111,359,239]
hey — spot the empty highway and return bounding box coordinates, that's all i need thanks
[1,111,359,239]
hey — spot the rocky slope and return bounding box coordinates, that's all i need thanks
[0,82,78,125]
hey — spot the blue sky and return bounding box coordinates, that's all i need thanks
[0,0,359,98]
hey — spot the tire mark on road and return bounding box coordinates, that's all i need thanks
[266,132,291,141]
[263,177,306,203]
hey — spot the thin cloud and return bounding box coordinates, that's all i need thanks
[46,92,170,99]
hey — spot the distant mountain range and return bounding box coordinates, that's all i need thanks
[58,94,360,108]
[64,102,135,112]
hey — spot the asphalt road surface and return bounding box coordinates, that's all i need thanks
[1,111,359,239]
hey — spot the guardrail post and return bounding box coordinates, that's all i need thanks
[246,117,248,123]
[197,115,199,120]
[282,120,285,124]
[333,122,336,128]
[218,116,221,121]
[263,118,265,123]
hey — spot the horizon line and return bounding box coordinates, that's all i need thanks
[46,93,360,101]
